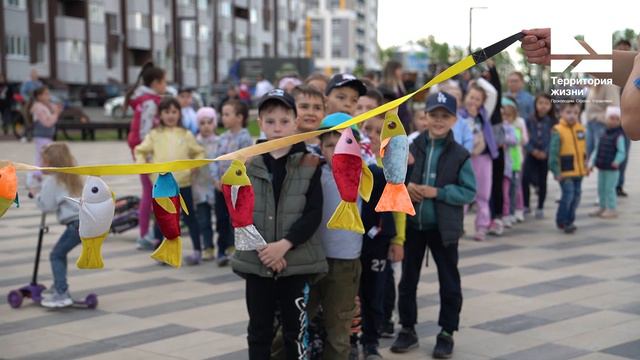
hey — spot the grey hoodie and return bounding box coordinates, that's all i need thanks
[36,176,80,225]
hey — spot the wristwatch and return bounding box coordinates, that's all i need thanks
[635,77,640,90]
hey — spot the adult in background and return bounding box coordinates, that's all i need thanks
[379,60,411,130]
[505,71,535,120]
[20,68,43,102]
[0,73,14,135]
[254,73,274,98]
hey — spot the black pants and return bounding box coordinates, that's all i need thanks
[490,149,505,219]
[383,262,396,325]
[522,154,549,210]
[214,189,234,257]
[177,187,201,250]
[245,274,311,360]
[359,236,391,346]
[398,227,462,333]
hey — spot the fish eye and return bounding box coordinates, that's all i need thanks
[346,138,353,144]
[91,187,99,194]
[235,170,242,176]
[388,122,397,129]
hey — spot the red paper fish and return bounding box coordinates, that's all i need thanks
[221,160,266,250]
[151,173,188,267]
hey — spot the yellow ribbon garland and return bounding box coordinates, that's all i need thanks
[1,51,481,175]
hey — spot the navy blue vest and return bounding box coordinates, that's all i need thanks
[595,127,624,170]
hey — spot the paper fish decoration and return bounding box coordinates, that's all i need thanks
[0,164,19,218]
[66,176,116,269]
[327,127,373,234]
[375,110,415,216]
[151,173,188,267]
[221,160,267,251]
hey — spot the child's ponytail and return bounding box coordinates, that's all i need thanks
[124,61,165,109]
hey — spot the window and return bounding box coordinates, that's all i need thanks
[33,0,45,21]
[134,13,150,29]
[179,0,194,6]
[197,0,208,10]
[67,40,84,62]
[200,57,209,73]
[263,43,270,56]
[262,0,271,31]
[250,9,257,24]
[198,25,209,41]
[183,55,196,69]
[5,35,29,59]
[36,42,45,62]
[153,15,166,34]
[106,13,118,34]
[220,1,231,17]
[89,3,105,24]
[154,49,165,67]
[181,21,195,39]
[4,0,25,9]
[90,43,105,64]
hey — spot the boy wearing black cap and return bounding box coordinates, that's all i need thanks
[391,92,476,359]
[232,89,327,359]
[325,73,367,116]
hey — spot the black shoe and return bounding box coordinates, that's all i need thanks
[433,332,454,359]
[380,321,395,338]
[390,327,419,353]
[617,187,629,197]
[363,344,383,360]
[564,224,577,234]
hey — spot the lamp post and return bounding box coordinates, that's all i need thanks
[468,6,487,54]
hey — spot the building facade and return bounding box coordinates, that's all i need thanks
[1,0,378,87]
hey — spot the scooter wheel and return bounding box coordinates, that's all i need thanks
[85,294,98,309]
[8,290,23,309]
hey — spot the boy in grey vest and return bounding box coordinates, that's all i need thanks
[231,89,327,360]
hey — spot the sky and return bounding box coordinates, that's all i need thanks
[377,0,640,68]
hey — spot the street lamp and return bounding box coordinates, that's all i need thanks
[468,6,488,54]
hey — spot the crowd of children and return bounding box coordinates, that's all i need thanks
[25,62,629,360]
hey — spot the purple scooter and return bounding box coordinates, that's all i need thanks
[7,213,98,309]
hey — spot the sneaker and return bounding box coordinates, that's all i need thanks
[363,344,383,360]
[473,229,486,242]
[41,288,55,301]
[600,210,618,219]
[381,321,395,338]
[184,251,202,266]
[515,210,525,223]
[564,224,577,234]
[432,332,454,359]
[589,208,605,217]
[217,255,229,267]
[41,290,73,308]
[535,209,544,219]
[202,248,215,261]
[503,216,513,228]
[617,187,629,197]
[390,327,419,353]
[349,343,359,360]
[136,233,157,251]
[488,219,504,236]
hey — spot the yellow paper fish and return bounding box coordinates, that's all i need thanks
[67,176,115,269]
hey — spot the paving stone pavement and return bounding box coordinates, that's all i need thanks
[1,141,639,360]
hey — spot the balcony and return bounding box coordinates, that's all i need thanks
[57,60,87,84]
[55,16,86,41]
[127,29,151,50]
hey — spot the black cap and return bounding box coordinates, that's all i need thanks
[258,88,297,116]
[326,73,367,96]
[425,91,457,115]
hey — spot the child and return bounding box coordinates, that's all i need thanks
[124,62,166,250]
[459,83,498,241]
[589,106,626,219]
[211,99,253,266]
[408,109,428,143]
[391,92,476,359]
[501,97,524,228]
[32,143,83,308]
[134,97,205,261]
[190,107,219,263]
[325,73,367,116]
[291,85,325,155]
[523,93,556,219]
[549,102,587,234]
[356,86,384,115]
[305,72,330,94]
[177,88,198,135]
[232,88,326,359]
[29,86,62,186]
[355,86,383,165]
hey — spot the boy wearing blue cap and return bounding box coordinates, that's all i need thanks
[325,74,367,116]
[391,92,476,359]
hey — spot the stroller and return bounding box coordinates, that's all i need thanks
[110,195,140,234]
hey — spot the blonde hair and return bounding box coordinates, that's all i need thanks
[41,143,83,197]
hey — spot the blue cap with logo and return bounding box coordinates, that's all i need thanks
[425,91,457,115]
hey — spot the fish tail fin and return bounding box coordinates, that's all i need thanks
[76,233,106,269]
[151,237,182,268]
[327,200,365,234]
[375,183,416,216]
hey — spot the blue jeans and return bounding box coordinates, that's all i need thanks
[50,220,81,294]
[586,121,606,158]
[556,177,582,227]
[196,202,214,250]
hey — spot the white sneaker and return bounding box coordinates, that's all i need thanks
[515,210,525,223]
[488,219,504,236]
[503,217,513,228]
[41,290,73,308]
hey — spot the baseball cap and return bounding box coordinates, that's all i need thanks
[257,88,297,116]
[326,74,367,96]
[425,91,457,115]
[318,112,360,135]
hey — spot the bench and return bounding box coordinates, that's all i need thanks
[55,122,130,141]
